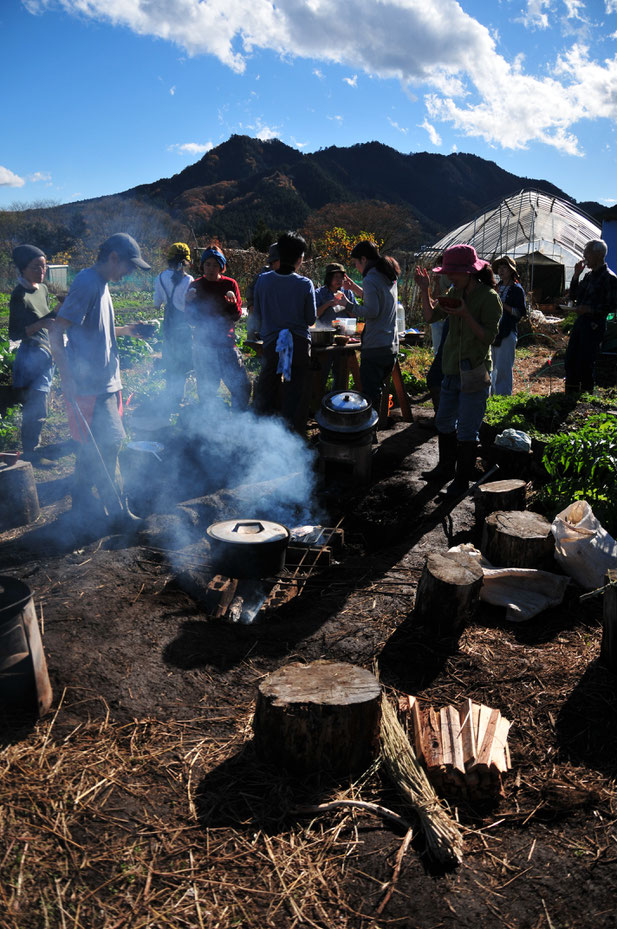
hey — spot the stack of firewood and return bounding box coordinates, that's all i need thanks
[399,695,511,800]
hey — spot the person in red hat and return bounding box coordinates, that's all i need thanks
[415,244,501,496]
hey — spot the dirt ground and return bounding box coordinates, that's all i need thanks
[1,338,617,929]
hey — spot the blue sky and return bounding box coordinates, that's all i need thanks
[1,0,616,211]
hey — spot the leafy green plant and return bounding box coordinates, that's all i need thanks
[0,405,20,449]
[0,334,16,386]
[538,413,617,532]
[116,337,154,364]
[484,391,580,440]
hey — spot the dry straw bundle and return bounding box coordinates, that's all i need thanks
[379,695,464,866]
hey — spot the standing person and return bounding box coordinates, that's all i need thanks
[253,231,316,433]
[314,262,359,390]
[245,242,280,339]
[491,256,526,396]
[186,245,250,412]
[564,239,617,393]
[415,244,501,496]
[347,240,400,413]
[314,262,358,325]
[50,233,151,529]
[9,245,56,463]
[153,242,194,412]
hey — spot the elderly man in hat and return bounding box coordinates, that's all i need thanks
[50,233,151,529]
[565,239,617,393]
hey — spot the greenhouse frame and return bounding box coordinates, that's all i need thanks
[416,189,601,302]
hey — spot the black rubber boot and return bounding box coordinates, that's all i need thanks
[445,441,478,497]
[421,431,457,483]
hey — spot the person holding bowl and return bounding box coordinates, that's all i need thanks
[415,244,501,496]
[9,245,56,464]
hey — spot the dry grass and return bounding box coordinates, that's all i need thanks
[0,691,401,929]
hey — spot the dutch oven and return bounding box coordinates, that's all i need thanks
[316,390,378,439]
[207,518,290,579]
[310,327,336,347]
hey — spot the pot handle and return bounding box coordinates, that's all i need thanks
[232,521,265,535]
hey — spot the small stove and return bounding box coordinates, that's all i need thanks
[316,390,377,483]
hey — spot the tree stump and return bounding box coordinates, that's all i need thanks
[253,660,381,775]
[0,460,40,531]
[481,510,554,569]
[474,479,527,523]
[0,576,53,717]
[414,551,484,635]
[601,570,617,674]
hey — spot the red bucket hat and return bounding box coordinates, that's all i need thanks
[433,244,488,275]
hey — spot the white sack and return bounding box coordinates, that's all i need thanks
[551,501,617,590]
[449,544,570,622]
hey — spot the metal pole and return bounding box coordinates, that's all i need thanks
[70,399,125,515]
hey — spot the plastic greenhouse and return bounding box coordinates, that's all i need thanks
[417,189,601,302]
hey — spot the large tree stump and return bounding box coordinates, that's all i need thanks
[0,460,40,531]
[481,510,554,569]
[253,660,381,775]
[474,479,527,523]
[601,570,617,673]
[414,551,484,635]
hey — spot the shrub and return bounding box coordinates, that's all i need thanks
[538,413,617,533]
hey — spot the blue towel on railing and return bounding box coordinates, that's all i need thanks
[276,329,294,382]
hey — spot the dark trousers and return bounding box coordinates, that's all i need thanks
[163,324,193,410]
[21,387,48,453]
[72,393,125,514]
[564,315,606,392]
[193,341,250,412]
[360,348,396,411]
[254,335,311,433]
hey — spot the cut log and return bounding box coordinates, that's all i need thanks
[601,569,617,673]
[415,551,484,635]
[474,479,527,523]
[481,510,555,569]
[0,576,52,717]
[253,660,381,775]
[0,460,40,531]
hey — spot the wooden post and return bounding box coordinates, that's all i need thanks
[481,510,555,569]
[253,660,381,775]
[0,460,40,531]
[474,478,527,523]
[415,551,484,635]
[601,570,617,673]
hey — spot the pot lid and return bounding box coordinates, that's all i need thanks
[207,519,289,545]
[327,391,370,412]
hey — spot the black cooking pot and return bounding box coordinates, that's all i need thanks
[206,519,290,579]
[310,327,336,347]
[316,390,378,435]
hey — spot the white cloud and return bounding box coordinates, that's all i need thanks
[0,166,25,187]
[256,125,279,140]
[516,0,551,30]
[170,85,176,95]
[419,119,442,146]
[327,115,343,124]
[26,0,617,155]
[168,142,214,155]
[28,171,52,182]
[387,117,408,134]
[343,74,358,87]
